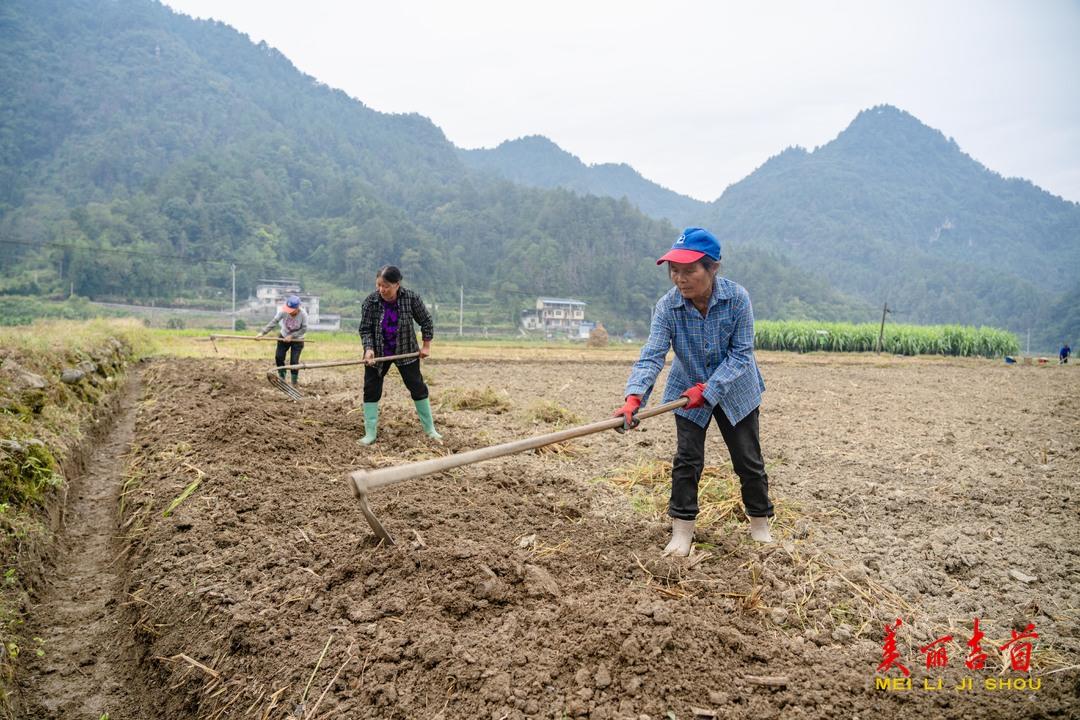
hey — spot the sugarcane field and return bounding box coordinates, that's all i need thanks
[0,324,1075,720]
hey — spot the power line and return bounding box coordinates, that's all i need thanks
[0,238,238,266]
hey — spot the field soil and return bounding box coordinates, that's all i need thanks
[20,353,1080,719]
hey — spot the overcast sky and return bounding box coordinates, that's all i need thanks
[163,0,1080,204]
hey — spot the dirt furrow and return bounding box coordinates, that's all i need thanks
[20,372,150,720]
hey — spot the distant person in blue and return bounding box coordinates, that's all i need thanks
[614,228,774,556]
[1061,343,1071,364]
[256,294,307,387]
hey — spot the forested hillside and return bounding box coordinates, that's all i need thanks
[708,106,1080,338]
[0,0,463,298]
[458,108,1080,345]
[460,136,707,227]
[0,0,865,332]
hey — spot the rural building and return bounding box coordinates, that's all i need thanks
[533,297,586,334]
[576,320,597,340]
[247,279,341,331]
[520,309,541,330]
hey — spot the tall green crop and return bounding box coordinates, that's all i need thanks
[754,321,1018,357]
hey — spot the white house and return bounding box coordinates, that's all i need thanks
[247,279,341,331]
[535,297,586,334]
[520,309,541,330]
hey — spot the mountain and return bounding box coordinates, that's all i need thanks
[460,136,707,226]
[708,106,1080,334]
[468,107,1079,342]
[0,0,864,334]
[458,139,866,321]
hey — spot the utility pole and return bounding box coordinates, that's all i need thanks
[231,263,237,332]
[459,285,464,337]
[1026,328,1031,356]
[876,302,891,354]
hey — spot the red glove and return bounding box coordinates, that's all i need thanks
[681,382,708,409]
[613,395,642,433]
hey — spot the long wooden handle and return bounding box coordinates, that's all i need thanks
[208,334,313,343]
[273,351,421,372]
[349,397,688,495]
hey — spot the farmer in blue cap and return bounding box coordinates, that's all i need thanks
[614,228,774,555]
[257,294,308,387]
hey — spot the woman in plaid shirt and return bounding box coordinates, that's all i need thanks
[615,228,774,556]
[358,265,440,444]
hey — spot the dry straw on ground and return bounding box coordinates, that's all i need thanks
[437,387,511,413]
[523,399,582,426]
[604,459,914,638]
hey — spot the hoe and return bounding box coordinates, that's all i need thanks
[265,351,422,400]
[198,334,314,354]
[347,397,689,544]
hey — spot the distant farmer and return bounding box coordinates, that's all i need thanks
[614,227,774,556]
[358,265,440,444]
[1061,343,1071,364]
[256,294,307,387]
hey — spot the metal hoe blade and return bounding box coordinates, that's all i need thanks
[351,477,395,545]
[265,371,305,400]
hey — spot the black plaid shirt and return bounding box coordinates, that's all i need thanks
[359,287,434,365]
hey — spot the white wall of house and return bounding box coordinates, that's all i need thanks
[534,297,586,333]
[248,280,324,326]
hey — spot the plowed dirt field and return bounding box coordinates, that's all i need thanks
[21,353,1080,719]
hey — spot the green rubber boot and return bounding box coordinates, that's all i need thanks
[277,368,286,381]
[413,397,442,440]
[359,402,379,445]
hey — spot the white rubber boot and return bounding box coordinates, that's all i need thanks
[749,516,773,543]
[662,519,695,557]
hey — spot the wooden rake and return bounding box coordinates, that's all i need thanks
[265,351,422,400]
[197,334,313,354]
[347,396,689,545]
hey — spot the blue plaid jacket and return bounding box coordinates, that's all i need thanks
[625,278,765,428]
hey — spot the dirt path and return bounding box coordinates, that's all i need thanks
[20,372,151,720]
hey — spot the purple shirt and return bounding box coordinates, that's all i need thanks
[380,298,400,356]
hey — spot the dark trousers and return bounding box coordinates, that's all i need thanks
[670,407,773,520]
[274,340,303,380]
[363,360,428,403]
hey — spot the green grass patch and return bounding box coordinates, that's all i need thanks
[0,296,129,327]
[0,442,60,507]
[0,318,154,360]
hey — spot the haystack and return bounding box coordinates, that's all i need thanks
[588,323,609,347]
